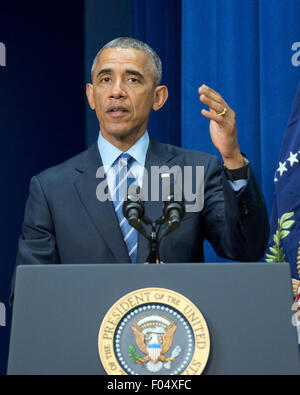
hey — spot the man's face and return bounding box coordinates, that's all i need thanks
[86,47,167,144]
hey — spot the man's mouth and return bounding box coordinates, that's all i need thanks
[106,105,129,117]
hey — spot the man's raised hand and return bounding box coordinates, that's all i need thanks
[199,84,244,169]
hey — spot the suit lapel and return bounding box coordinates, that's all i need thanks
[73,144,130,263]
[72,139,177,264]
[137,138,176,263]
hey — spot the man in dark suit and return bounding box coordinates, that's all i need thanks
[14,38,269,273]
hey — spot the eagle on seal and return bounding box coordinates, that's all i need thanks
[131,320,177,365]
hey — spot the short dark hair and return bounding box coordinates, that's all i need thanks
[91,37,162,86]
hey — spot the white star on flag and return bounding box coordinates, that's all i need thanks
[277,161,288,176]
[287,151,299,166]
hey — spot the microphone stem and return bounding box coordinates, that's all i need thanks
[146,223,160,263]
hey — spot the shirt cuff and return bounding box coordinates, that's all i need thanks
[223,155,249,181]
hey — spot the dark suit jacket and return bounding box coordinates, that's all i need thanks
[15,138,269,270]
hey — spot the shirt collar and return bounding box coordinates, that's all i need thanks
[97,130,149,170]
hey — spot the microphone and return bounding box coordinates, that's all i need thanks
[122,185,145,229]
[163,184,185,232]
[122,182,185,263]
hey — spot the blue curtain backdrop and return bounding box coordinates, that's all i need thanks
[181,0,300,261]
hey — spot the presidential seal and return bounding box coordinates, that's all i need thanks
[98,288,210,375]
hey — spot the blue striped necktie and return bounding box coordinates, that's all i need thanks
[112,153,138,263]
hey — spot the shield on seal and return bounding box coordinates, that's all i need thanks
[147,343,162,361]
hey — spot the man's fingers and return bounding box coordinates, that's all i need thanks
[199,85,235,121]
[200,94,225,114]
[198,84,223,103]
[201,109,225,123]
[199,84,231,116]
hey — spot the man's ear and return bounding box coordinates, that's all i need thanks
[86,83,95,110]
[152,85,168,111]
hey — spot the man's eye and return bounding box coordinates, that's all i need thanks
[100,77,110,83]
[128,77,139,83]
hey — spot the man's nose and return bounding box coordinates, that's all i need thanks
[110,79,126,99]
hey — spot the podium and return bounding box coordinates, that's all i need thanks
[7,262,300,375]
